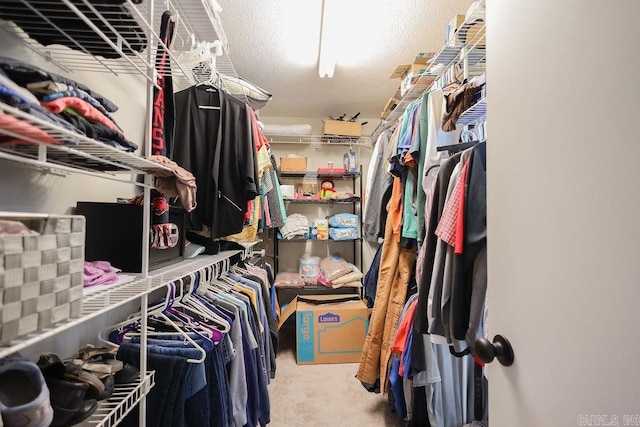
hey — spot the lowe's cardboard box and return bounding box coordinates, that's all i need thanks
[278,295,368,364]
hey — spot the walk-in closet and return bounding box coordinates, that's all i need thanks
[1,1,639,426]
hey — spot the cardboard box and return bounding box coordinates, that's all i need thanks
[460,20,486,47]
[405,63,429,77]
[413,52,434,65]
[322,120,362,137]
[278,295,369,364]
[389,64,411,79]
[446,14,466,44]
[401,73,437,97]
[280,157,307,172]
[381,97,399,119]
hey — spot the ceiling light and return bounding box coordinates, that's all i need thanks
[318,0,339,78]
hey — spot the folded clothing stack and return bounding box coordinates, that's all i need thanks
[83,261,118,287]
[279,213,309,240]
[0,57,138,152]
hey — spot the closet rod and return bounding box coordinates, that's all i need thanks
[436,140,479,153]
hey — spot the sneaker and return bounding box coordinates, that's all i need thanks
[0,360,54,427]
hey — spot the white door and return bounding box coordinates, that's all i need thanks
[486,1,640,426]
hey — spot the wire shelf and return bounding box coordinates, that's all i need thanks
[0,251,243,359]
[265,134,370,147]
[278,238,361,243]
[148,250,243,288]
[373,4,486,136]
[283,198,360,205]
[80,371,155,427]
[0,103,170,176]
[279,171,361,180]
[0,0,243,101]
[0,0,220,78]
[456,98,486,125]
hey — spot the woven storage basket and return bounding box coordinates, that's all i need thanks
[0,213,85,345]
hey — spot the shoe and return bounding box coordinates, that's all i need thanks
[72,345,117,363]
[0,360,54,427]
[43,377,89,427]
[71,345,123,379]
[36,353,66,378]
[113,363,139,384]
[97,375,114,401]
[63,363,105,401]
[37,353,105,401]
[65,399,97,426]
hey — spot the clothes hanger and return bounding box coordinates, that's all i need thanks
[97,284,207,363]
[123,278,216,345]
[197,265,236,320]
[167,275,222,332]
[181,271,231,334]
[196,58,222,110]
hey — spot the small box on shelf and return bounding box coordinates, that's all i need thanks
[317,168,347,175]
[381,97,399,119]
[413,52,434,65]
[389,64,411,79]
[446,14,466,45]
[280,157,308,172]
[322,120,362,137]
[400,73,437,97]
[405,63,429,77]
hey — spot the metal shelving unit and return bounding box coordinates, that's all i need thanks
[279,171,361,180]
[372,1,486,138]
[266,134,370,147]
[283,198,360,205]
[0,0,222,180]
[278,238,361,243]
[0,1,246,425]
[274,167,363,297]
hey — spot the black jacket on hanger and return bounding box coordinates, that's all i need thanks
[173,85,259,238]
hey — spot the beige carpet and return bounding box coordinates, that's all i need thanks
[268,328,405,427]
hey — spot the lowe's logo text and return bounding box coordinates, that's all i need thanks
[319,313,340,323]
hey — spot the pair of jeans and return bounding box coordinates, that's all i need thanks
[132,336,232,427]
[117,344,187,427]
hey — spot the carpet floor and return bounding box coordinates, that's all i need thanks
[268,328,405,427]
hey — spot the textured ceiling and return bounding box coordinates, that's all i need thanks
[216,0,475,119]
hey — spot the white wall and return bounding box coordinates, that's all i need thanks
[260,115,381,275]
[0,35,148,215]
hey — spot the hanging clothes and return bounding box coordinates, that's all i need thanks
[173,85,259,238]
[112,260,276,427]
[223,108,273,242]
[152,10,176,158]
[357,176,416,390]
